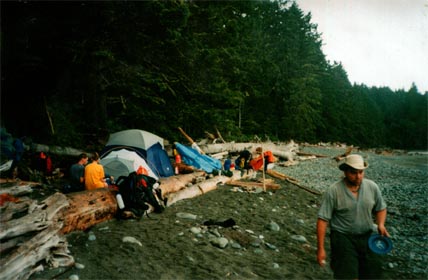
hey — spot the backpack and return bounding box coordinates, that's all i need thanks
[235,150,252,170]
[116,171,164,218]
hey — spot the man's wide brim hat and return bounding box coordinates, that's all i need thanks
[338,154,368,171]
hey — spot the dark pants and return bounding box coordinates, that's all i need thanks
[330,230,383,279]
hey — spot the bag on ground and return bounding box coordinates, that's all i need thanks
[115,171,164,217]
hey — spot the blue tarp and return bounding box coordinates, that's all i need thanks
[147,142,174,177]
[175,142,222,173]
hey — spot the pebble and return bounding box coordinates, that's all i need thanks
[272,263,280,269]
[230,242,242,249]
[87,233,96,241]
[265,221,280,231]
[176,212,197,220]
[190,227,201,234]
[265,242,277,250]
[290,235,307,243]
[210,237,228,248]
[74,263,85,270]
[122,236,142,247]
[69,275,79,280]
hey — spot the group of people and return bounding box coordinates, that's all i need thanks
[69,152,114,192]
[233,147,276,172]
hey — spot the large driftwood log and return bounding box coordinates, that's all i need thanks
[159,171,206,197]
[166,170,254,207]
[0,192,72,280]
[197,141,299,161]
[61,189,118,234]
[1,193,69,240]
[0,180,37,196]
[30,143,85,157]
[0,223,72,280]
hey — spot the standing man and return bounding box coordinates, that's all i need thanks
[317,154,389,279]
[69,153,89,192]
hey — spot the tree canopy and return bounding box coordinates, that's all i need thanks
[1,0,426,150]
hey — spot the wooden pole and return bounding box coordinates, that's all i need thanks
[177,127,204,154]
[262,146,266,192]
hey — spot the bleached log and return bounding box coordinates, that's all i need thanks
[0,223,70,280]
[296,151,328,158]
[0,198,32,222]
[0,193,73,280]
[166,170,254,207]
[211,151,229,159]
[0,193,68,241]
[159,171,206,197]
[197,142,259,154]
[271,149,295,161]
[30,143,85,157]
[0,184,34,196]
[198,141,299,158]
[0,235,31,255]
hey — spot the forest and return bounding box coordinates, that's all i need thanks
[1,0,427,151]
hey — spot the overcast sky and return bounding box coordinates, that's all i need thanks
[294,0,428,93]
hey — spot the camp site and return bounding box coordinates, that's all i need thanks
[1,1,427,280]
[1,127,427,280]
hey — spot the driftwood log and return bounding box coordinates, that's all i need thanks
[266,169,321,195]
[0,192,72,280]
[166,169,254,206]
[197,141,299,161]
[226,180,280,191]
[30,143,86,157]
[159,171,205,197]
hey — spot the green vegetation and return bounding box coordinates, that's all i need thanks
[1,1,426,150]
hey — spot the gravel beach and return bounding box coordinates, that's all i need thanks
[30,145,428,280]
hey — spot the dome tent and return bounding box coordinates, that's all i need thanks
[100,129,173,179]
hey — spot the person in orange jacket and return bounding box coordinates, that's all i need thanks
[249,147,276,171]
[84,152,114,190]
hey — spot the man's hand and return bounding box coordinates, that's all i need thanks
[317,248,327,267]
[378,224,390,237]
